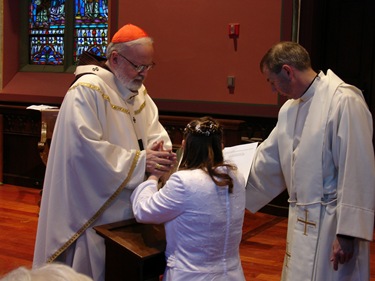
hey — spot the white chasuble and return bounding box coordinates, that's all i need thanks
[33,64,172,281]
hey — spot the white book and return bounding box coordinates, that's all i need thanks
[223,142,258,180]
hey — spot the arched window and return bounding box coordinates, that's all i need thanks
[22,0,109,70]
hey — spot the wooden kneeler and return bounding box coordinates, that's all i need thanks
[94,219,166,281]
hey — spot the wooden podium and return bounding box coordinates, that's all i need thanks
[94,219,166,281]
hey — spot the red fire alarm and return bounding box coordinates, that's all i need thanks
[228,23,240,38]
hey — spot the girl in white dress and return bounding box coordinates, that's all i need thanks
[131,116,246,281]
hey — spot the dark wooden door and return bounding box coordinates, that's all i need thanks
[300,0,375,120]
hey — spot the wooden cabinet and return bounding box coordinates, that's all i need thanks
[0,105,45,188]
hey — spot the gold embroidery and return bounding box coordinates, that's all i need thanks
[134,101,146,114]
[69,82,146,115]
[285,242,291,268]
[47,150,141,263]
[297,209,316,236]
[69,82,103,93]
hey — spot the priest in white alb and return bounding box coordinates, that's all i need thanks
[246,41,375,281]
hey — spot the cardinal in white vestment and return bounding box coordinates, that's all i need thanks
[33,24,176,281]
[246,42,375,281]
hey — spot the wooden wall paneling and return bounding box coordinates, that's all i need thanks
[0,105,45,188]
[159,115,247,149]
[0,106,289,217]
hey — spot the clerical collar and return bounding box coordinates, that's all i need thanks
[300,74,319,102]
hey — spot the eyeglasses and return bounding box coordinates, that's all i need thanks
[117,52,155,72]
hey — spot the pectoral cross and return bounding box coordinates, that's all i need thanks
[297,209,316,236]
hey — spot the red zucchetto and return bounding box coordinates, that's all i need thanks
[111,24,148,43]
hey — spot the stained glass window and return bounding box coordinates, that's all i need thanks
[28,0,108,66]
[29,0,66,65]
[74,0,108,62]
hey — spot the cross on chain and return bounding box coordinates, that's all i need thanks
[297,209,316,236]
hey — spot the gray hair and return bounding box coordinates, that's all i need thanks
[106,37,154,59]
[260,41,311,74]
[0,263,93,281]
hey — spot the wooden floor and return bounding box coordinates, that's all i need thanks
[0,184,374,280]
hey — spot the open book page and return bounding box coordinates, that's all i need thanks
[223,142,258,180]
[27,105,59,111]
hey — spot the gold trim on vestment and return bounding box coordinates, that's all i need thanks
[69,83,146,115]
[285,242,291,268]
[46,150,141,263]
[297,209,316,236]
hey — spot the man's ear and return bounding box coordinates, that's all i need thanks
[109,52,119,65]
[281,64,293,79]
[182,140,186,149]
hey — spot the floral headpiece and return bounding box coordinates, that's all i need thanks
[184,119,221,137]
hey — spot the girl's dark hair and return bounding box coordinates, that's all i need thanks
[179,116,237,192]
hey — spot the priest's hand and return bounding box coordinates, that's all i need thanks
[146,141,177,178]
[330,235,354,271]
